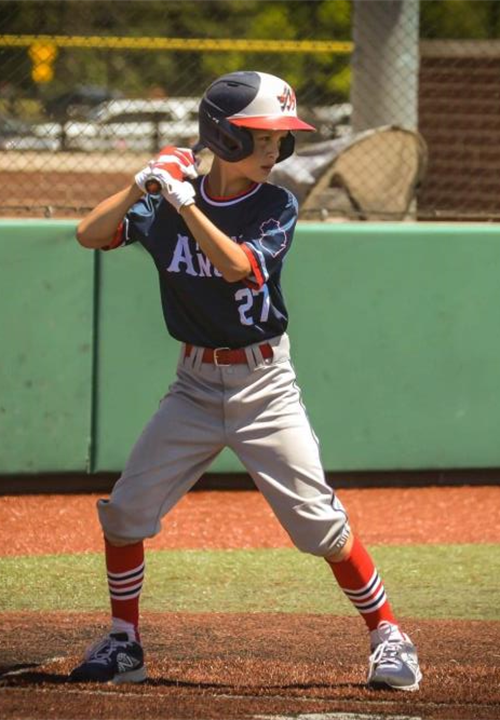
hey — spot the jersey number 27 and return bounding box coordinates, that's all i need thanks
[235,286,270,326]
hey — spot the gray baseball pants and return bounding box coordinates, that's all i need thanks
[98,333,350,556]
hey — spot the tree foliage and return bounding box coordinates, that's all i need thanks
[0,0,499,110]
[420,0,500,40]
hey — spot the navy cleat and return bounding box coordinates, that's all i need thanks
[69,632,147,684]
[367,621,422,691]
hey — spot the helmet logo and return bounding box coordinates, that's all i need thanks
[277,85,296,113]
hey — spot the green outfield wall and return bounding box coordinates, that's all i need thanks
[2,219,500,476]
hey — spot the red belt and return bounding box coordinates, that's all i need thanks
[184,343,273,366]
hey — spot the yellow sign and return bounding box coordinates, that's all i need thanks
[32,64,54,83]
[28,41,58,84]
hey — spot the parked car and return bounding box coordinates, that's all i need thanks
[44,85,123,120]
[0,115,59,151]
[1,99,350,153]
[34,97,200,152]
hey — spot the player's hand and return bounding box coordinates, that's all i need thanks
[135,146,198,193]
[153,146,198,181]
[149,168,196,212]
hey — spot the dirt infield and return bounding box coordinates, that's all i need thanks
[1,486,499,720]
[0,151,147,217]
[1,613,499,720]
[0,170,128,217]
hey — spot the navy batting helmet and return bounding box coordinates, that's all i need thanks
[198,71,315,163]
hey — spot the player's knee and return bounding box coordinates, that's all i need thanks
[285,494,351,557]
[291,520,351,558]
[97,498,157,545]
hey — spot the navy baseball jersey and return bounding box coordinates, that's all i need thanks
[111,175,299,348]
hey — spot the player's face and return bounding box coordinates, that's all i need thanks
[236,129,289,183]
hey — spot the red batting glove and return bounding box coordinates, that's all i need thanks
[154,146,198,180]
[135,146,198,194]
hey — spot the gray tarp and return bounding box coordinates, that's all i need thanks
[270,125,428,220]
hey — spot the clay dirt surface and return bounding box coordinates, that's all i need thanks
[1,486,498,556]
[1,486,499,720]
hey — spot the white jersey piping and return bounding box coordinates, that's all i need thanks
[200,175,262,206]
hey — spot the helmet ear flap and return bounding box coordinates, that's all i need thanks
[198,101,255,162]
[216,117,254,162]
[277,132,295,163]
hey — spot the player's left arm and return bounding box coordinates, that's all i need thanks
[239,189,298,289]
[178,188,297,286]
[179,204,252,283]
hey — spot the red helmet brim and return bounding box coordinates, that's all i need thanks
[229,115,316,132]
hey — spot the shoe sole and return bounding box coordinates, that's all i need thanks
[368,669,422,692]
[368,679,420,692]
[112,666,148,684]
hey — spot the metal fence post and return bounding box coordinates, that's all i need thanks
[350,0,420,132]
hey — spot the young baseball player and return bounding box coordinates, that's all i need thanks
[69,71,422,691]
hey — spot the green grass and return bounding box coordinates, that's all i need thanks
[1,545,498,620]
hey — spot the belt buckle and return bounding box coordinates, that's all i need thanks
[213,346,231,366]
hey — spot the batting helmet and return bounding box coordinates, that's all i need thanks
[198,71,315,163]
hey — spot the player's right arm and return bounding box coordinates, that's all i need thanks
[77,146,197,250]
[76,183,143,249]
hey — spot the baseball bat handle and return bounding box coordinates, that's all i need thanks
[145,176,162,194]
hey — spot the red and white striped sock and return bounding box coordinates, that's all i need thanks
[105,538,144,642]
[327,535,397,632]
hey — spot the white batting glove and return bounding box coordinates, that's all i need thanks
[134,160,156,193]
[135,146,198,194]
[147,167,196,212]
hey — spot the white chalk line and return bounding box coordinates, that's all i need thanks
[0,685,492,720]
[255,714,422,720]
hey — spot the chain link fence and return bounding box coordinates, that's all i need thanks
[0,0,499,220]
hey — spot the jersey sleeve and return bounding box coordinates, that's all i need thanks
[240,188,298,289]
[102,194,164,251]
